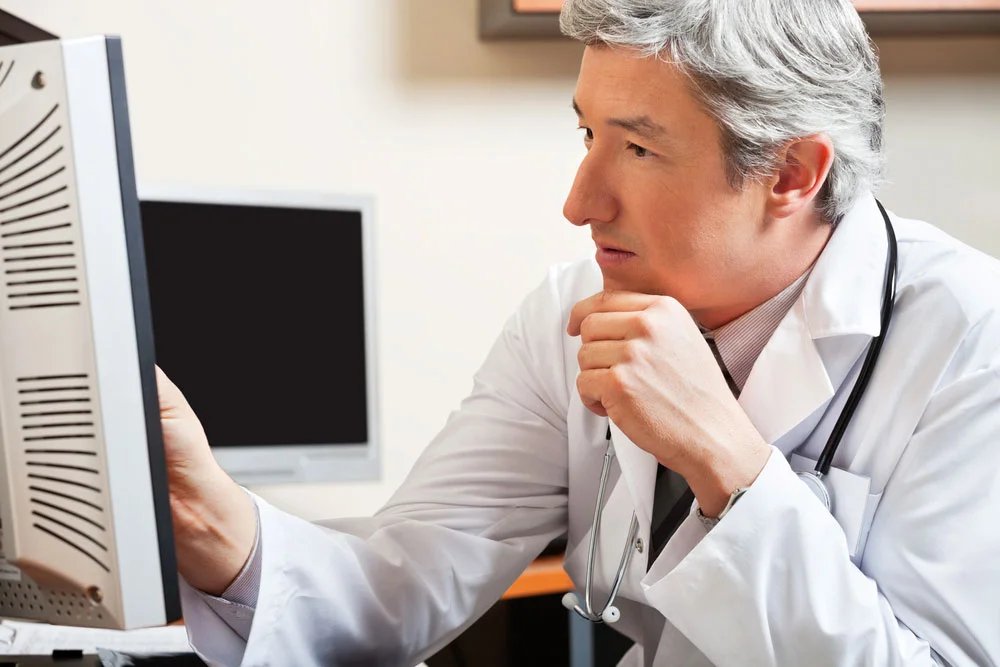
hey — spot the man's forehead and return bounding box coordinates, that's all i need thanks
[573,47,706,140]
[575,48,690,110]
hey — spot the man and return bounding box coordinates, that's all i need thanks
[164,0,1000,665]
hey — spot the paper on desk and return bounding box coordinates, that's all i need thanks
[0,620,190,654]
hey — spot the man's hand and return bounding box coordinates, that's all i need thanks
[567,291,771,517]
[156,366,257,595]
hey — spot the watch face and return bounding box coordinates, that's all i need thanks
[720,488,749,518]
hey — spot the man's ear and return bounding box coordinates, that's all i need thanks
[765,134,835,219]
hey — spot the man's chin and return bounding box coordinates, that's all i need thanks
[600,271,680,301]
[602,279,655,297]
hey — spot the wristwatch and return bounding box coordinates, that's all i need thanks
[697,486,749,531]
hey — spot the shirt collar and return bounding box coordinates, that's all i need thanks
[702,268,813,392]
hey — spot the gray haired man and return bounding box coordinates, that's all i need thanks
[167,1,1000,665]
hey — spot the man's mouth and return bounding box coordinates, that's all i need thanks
[595,244,637,268]
[593,237,633,254]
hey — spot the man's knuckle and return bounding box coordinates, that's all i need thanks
[634,312,654,336]
[661,296,684,316]
[607,366,627,392]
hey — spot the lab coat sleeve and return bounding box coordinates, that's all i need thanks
[643,365,1000,666]
[181,267,572,667]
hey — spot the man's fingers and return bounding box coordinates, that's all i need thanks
[578,340,631,371]
[578,311,643,343]
[567,291,659,336]
[155,365,194,419]
[576,368,614,417]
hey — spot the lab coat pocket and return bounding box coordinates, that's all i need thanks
[856,490,882,566]
[789,454,881,566]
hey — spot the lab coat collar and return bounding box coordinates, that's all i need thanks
[801,192,888,340]
[611,194,889,528]
[740,192,888,445]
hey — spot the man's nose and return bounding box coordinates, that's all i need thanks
[563,153,617,228]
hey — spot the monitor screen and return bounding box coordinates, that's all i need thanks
[140,199,369,450]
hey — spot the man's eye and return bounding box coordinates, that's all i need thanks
[579,127,594,142]
[629,143,650,158]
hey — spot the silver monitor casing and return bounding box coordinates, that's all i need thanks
[0,36,180,629]
[137,185,381,486]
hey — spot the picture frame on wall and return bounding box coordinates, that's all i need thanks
[480,0,1000,40]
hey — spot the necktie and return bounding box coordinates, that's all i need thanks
[647,331,739,569]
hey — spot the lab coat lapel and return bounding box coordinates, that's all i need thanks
[738,193,888,447]
[738,298,834,445]
[607,420,657,533]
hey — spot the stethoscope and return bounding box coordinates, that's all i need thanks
[564,201,898,625]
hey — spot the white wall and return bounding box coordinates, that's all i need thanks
[4,0,998,520]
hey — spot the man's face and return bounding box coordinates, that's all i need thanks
[565,46,773,327]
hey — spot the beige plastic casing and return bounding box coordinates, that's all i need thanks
[0,36,171,630]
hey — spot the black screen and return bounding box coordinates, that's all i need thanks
[140,199,368,448]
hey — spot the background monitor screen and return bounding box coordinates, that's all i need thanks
[139,194,376,484]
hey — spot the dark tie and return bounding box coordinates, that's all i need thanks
[647,331,740,569]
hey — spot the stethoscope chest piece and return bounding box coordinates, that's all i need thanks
[796,471,832,512]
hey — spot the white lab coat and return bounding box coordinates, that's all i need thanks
[180,194,1000,666]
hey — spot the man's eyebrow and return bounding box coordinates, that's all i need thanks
[608,115,668,142]
[571,98,668,142]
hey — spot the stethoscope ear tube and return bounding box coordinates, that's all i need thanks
[567,431,636,625]
[815,201,897,476]
[562,592,623,624]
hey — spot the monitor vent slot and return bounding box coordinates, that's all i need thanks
[16,374,108,570]
[0,100,80,311]
[32,523,108,573]
[0,60,14,92]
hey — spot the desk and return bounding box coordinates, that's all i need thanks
[502,555,573,600]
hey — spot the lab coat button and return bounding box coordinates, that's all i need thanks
[635,537,644,553]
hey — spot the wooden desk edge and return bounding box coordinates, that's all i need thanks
[502,554,572,600]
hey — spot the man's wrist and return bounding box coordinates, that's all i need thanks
[172,469,258,596]
[684,434,771,519]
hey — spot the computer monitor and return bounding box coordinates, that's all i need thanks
[137,187,379,486]
[0,36,180,629]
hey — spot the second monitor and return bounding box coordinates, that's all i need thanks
[139,187,379,486]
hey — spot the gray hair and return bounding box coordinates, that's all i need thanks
[560,0,885,223]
